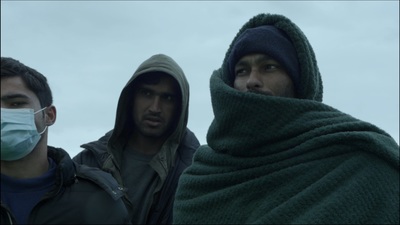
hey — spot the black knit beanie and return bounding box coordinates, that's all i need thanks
[227,25,300,93]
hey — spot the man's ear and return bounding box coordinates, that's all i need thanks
[45,105,57,126]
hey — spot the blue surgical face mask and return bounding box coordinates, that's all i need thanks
[1,107,47,161]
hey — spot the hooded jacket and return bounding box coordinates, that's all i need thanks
[173,13,399,224]
[73,54,200,224]
[1,146,129,224]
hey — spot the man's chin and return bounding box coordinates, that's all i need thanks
[140,128,166,138]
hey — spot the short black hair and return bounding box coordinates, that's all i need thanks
[133,72,181,99]
[1,57,53,108]
[135,72,174,85]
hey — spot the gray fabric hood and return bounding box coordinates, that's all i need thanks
[107,54,190,170]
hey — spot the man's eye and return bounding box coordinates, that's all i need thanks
[163,95,175,102]
[235,68,247,76]
[139,90,152,96]
[264,64,280,71]
[10,102,26,107]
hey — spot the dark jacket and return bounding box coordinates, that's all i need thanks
[173,13,399,224]
[73,54,200,224]
[74,128,198,224]
[1,146,130,224]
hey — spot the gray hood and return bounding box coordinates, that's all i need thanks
[107,54,190,173]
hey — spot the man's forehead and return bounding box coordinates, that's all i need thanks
[1,76,31,95]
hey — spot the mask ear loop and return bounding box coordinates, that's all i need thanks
[34,106,49,134]
[34,106,47,115]
[38,126,48,135]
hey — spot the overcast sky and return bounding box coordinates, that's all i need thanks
[1,1,399,157]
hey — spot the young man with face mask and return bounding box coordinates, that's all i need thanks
[73,54,200,224]
[172,13,399,224]
[0,57,130,224]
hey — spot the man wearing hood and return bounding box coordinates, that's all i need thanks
[73,54,200,224]
[172,13,399,224]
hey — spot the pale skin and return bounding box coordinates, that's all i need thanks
[233,53,296,98]
[127,75,180,155]
[1,76,56,179]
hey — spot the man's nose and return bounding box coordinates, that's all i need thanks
[246,71,263,90]
[149,96,161,113]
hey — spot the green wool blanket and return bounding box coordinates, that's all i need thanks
[173,13,399,225]
[173,68,399,224]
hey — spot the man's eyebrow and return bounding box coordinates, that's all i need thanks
[1,93,30,101]
[235,60,250,68]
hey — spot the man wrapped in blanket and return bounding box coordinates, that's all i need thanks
[173,13,399,224]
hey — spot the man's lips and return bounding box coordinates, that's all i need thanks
[143,115,162,126]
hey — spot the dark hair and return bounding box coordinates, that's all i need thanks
[1,57,53,108]
[135,72,171,85]
[133,72,181,98]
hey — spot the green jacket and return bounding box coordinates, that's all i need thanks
[1,147,129,224]
[173,13,399,224]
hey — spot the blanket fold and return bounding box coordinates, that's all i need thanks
[174,69,399,224]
